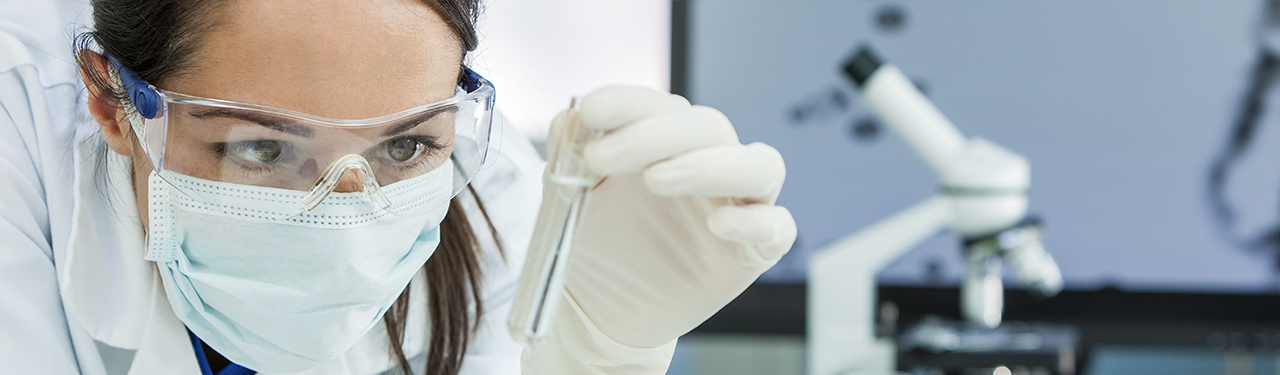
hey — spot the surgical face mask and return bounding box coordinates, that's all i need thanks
[144,162,453,373]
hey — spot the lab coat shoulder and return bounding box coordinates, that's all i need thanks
[0,22,92,375]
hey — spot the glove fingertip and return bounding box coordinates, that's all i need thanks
[580,86,691,130]
[707,206,777,245]
[760,206,798,260]
[708,206,797,262]
[670,93,692,107]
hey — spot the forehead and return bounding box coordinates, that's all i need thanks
[164,0,463,120]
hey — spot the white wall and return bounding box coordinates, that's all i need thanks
[470,1,671,140]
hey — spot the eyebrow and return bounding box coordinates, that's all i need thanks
[187,107,453,138]
[189,108,316,138]
[379,107,455,137]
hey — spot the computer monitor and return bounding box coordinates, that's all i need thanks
[677,0,1279,294]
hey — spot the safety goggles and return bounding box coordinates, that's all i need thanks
[108,56,497,219]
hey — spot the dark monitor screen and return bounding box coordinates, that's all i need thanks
[679,0,1280,293]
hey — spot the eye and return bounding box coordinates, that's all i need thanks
[227,140,284,163]
[387,138,424,162]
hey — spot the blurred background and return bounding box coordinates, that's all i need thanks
[469,1,671,140]
[473,1,1280,374]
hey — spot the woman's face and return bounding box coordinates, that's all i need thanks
[124,0,463,228]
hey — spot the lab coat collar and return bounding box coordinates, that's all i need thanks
[62,137,201,374]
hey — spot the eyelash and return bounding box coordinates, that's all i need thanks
[208,135,446,176]
[385,135,446,171]
[208,142,279,175]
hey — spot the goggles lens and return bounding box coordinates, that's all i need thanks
[119,67,496,219]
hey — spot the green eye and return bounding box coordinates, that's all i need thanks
[228,140,284,163]
[387,138,423,162]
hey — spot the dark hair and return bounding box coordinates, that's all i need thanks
[74,1,497,374]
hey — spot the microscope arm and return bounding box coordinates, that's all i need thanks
[809,195,953,375]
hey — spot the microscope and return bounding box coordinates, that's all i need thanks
[808,47,1066,375]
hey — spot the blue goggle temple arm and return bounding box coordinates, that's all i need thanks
[105,55,163,120]
[459,67,488,93]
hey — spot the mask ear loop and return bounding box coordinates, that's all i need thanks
[298,154,392,212]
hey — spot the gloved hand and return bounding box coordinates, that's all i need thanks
[523,86,796,373]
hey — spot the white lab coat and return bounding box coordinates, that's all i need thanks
[0,1,543,374]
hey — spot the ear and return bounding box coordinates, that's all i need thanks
[78,50,135,157]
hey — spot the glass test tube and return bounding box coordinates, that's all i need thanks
[508,98,599,345]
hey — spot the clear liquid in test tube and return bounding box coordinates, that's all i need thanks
[509,98,599,345]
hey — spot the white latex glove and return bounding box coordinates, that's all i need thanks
[523,86,796,374]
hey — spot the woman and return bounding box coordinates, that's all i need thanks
[0,0,796,374]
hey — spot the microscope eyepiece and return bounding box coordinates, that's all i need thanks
[844,46,883,87]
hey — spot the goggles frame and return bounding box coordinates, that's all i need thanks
[106,55,498,215]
